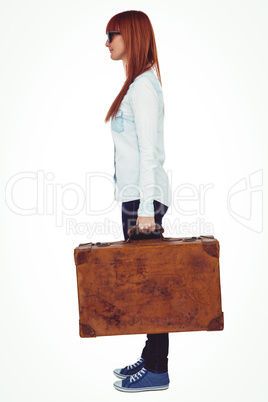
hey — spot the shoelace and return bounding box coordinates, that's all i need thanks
[130,368,147,383]
[126,358,144,371]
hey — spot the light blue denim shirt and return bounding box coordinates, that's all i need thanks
[111,69,171,217]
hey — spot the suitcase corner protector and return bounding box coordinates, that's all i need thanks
[207,312,224,331]
[201,239,219,258]
[79,323,96,337]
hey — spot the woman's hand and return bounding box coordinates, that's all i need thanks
[136,216,155,233]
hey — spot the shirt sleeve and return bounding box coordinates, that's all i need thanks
[130,77,159,217]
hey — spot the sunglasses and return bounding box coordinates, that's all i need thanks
[107,31,121,43]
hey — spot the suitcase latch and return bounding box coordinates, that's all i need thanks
[95,242,111,247]
[183,237,198,242]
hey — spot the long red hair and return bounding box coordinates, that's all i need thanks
[105,10,161,122]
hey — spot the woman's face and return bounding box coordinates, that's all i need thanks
[105,33,127,63]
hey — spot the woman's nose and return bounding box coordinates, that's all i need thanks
[105,39,110,47]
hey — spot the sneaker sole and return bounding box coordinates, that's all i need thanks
[113,383,169,393]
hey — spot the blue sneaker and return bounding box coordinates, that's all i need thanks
[113,358,145,379]
[113,368,170,392]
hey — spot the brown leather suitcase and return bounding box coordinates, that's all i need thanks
[74,229,224,337]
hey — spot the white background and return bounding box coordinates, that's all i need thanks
[1,0,267,401]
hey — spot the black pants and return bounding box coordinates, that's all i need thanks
[121,199,169,374]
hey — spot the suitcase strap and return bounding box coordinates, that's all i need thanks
[77,235,216,248]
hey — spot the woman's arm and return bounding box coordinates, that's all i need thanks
[130,76,159,232]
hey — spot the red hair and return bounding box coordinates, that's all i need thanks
[105,10,161,122]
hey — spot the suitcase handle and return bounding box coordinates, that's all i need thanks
[126,224,165,242]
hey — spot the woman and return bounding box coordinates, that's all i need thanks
[105,11,171,392]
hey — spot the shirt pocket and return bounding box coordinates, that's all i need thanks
[111,109,124,133]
